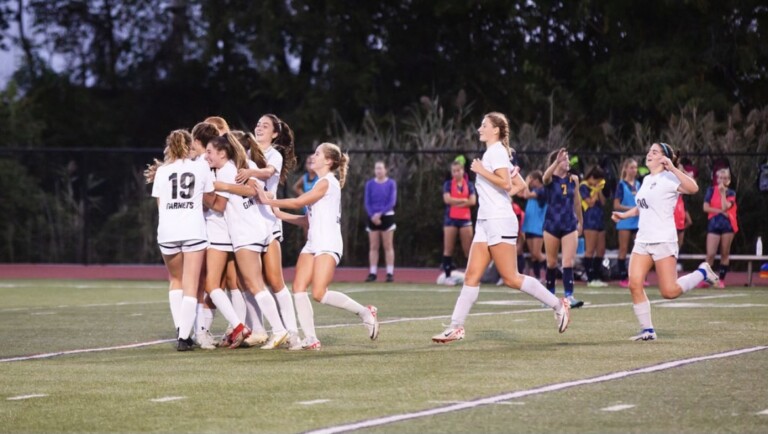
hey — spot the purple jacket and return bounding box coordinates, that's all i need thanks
[364,178,397,217]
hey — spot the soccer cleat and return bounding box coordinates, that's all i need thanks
[242,331,269,347]
[554,297,571,333]
[295,336,322,351]
[196,329,217,350]
[566,295,584,308]
[432,326,465,343]
[630,328,657,341]
[261,330,289,349]
[176,337,194,352]
[228,323,251,349]
[716,280,726,289]
[587,280,608,288]
[285,332,302,350]
[698,262,720,286]
[386,273,394,283]
[364,305,380,340]
[216,325,234,347]
[365,273,377,282]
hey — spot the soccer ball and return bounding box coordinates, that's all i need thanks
[436,270,466,286]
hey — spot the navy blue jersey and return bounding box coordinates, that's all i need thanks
[579,183,605,231]
[543,174,579,235]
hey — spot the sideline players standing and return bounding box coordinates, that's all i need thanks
[612,142,719,341]
[151,130,215,351]
[614,159,641,287]
[432,112,571,344]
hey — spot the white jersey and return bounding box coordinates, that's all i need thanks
[152,158,214,243]
[475,142,515,220]
[219,161,271,249]
[263,146,284,237]
[305,173,343,256]
[205,161,234,250]
[635,171,681,243]
[246,159,279,239]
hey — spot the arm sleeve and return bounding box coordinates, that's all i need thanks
[364,180,374,217]
[384,180,397,212]
[703,187,713,203]
[468,181,476,196]
[443,180,451,194]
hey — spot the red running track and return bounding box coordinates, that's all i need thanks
[0,264,765,287]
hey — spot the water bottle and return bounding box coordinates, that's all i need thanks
[757,236,763,256]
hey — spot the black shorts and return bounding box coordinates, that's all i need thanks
[366,214,396,232]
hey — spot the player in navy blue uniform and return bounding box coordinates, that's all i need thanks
[579,166,608,287]
[542,148,584,308]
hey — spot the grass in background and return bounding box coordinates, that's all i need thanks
[0,280,767,433]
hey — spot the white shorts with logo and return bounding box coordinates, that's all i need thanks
[473,217,518,246]
[300,239,342,265]
[158,239,208,256]
[632,241,679,261]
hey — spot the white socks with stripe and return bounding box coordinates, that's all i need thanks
[255,291,286,334]
[209,288,243,328]
[168,289,183,330]
[293,292,317,339]
[450,285,479,328]
[520,276,561,310]
[274,288,298,334]
[633,300,653,330]
[178,296,197,340]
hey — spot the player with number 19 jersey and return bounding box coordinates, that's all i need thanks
[634,171,680,244]
[152,158,214,244]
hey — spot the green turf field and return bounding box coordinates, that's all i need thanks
[1,280,767,433]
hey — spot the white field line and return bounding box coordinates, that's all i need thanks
[150,396,185,403]
[0,293,748,363]
[0,300,166,313]
[297,399,331,405]
[305,346,768,434]
[601,404,636,412]
[7,394,48,401]
[757,409,768,415]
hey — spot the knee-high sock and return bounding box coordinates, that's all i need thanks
[274,288,298,333]
[293,292,317,339]
[618,258,628,280]
[563,267,575,297]
[243,291,267,334]
[517,254,526,274]
[168,289,183,330]
[594,257,604,280]
[255,291,286,334]
[533,260,542,280]
[178,296,197,340]
[678,270,704,294]
[545,268,557,294]
[229,289,247,323]
[633,300,653,330]
[520,276,560,310]
[209,288,243,329]
[196,303,214,334]
[583,257,594,281]
[449,285,480,327]
[719,264,729,281]
[320,290,369,320]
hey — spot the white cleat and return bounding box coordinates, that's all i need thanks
[285,332,302,350]
[296,336,322,351]
[196,329,217,350]
[431,326,465,343]
[364,305,379,340]
[587,280,608,288]
[698,262,720,286]
[260,330,289,350]
[555,297,571,333]
[242,331,269,347]
[630,328,657,341]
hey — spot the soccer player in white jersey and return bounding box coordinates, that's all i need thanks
[256,143,379,350]
[612,142,718,341]
[233,114,300,348]
[207,133,290,349]
[151,130,215,351]
[432,112,572,344]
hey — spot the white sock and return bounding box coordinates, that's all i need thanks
[520,276,561,310]
[255,291,286,334]
[243,291,267,334]
[633,300,653,330]
[321,290,369,320]
[678,271,704,294]
[386,265,394,274]
[369,266,378,274]
[294,292,317,339]
[209,288,243,328]
[229,289,247,322]
[203,307,214,332]
[195,303,204,334]
[168,289,183,329]
[450,285,479,327]
[178,296,197,340]
[274,288,298,333]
